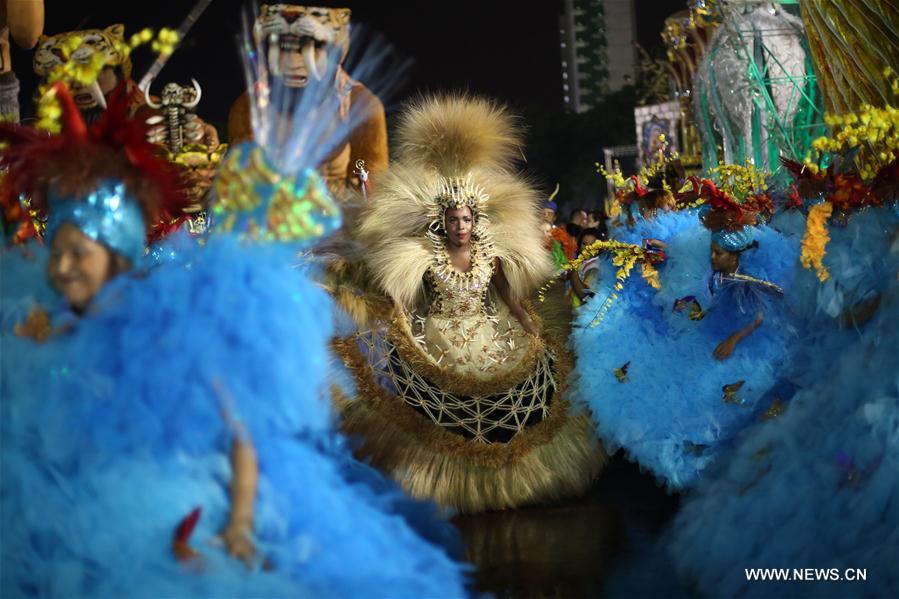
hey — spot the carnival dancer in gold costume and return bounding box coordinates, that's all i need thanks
[329,95,605,514]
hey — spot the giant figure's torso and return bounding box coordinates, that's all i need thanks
[227,82,388,196]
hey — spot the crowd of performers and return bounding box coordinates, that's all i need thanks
[0,2,897,598]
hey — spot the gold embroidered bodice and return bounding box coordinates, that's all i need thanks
[425,242,494,319]
[409,239,535,378]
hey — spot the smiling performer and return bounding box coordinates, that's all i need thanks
[228,4,387,195]
[329,95,605,514]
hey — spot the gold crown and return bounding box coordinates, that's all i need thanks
[435,174,488,212]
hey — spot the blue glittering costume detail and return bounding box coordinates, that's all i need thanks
[47,179,147,264]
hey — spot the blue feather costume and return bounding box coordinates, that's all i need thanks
[1,18,469,597]
[667,244,899,597]
[610,208,701,247]
[0,235,469,598]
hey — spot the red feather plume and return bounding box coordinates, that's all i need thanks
[699,178,763,231]
[629,175,648,197]
[0,82,188,241]
[675,175,702,206]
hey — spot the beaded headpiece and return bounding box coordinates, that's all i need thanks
[213,143,340,244]
[435,174,488,213]
[698,177,768,253]
[47,179,146,263]
[711,227,755,252]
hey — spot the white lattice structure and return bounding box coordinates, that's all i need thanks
[353,329,558,444]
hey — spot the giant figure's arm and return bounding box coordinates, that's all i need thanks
[347,84,388,180]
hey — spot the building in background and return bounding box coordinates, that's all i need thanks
[559,0,636,113]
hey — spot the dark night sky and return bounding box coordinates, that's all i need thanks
[13,0,685,131]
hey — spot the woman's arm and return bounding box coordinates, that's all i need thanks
[493,258,540,336]
[567,269,594,303]
[714,311,763,360]
[220,438,258,564]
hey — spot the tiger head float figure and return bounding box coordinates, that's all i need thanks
[254,4,351,88]
[33,25,132,110]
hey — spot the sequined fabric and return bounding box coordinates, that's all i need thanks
[47,179,146,263]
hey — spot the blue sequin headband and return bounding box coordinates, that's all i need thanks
[712,227,755,252]
[46,179,146,263]
[699,204,756,252]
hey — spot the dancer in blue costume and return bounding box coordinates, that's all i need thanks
[0,41,468,599]
[667,237,898,598]
[571,185,799,490]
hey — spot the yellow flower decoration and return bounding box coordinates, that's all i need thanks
[642,262,661,290]
[709,160,769,199]
[596,161,627,190]
[800,202,833,282]
[538,240,661,327]
[810,94,899,178]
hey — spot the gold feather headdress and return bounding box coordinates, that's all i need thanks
[357,94,553,309]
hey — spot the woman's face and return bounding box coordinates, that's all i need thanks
[543,208,556,224]
[47,223,118,311]
[445,206,473,248]
[579,234,598,253]
[710,242,739,274]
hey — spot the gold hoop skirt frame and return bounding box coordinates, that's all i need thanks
[332,306,606,514]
